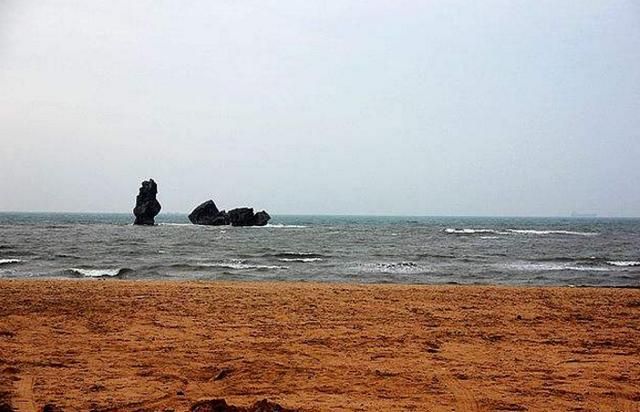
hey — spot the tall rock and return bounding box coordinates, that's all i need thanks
[188,200,229,226]
[133,179,161,225]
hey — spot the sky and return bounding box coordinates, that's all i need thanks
[1,1,639,216]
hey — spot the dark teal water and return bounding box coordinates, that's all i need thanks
[1,213,639,286]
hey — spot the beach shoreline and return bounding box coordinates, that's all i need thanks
[0,279,638,411]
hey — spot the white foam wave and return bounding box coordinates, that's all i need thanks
[200,261,287,270]
[358,262,431,274]
[507,262,609,272]
[445,228,502,235]
[0,259,22,265]
[607,261,640,267]
[445,228,598,236]
[259,224,307,228]
[278,258,323,263]
[507,229,598,236]
[70,268,121,277]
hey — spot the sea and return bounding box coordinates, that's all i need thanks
[0,213,639,287]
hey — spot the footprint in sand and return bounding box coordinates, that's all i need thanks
[13,375,36,412]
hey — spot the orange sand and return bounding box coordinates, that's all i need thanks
[0,280,639,411]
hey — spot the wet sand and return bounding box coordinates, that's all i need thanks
[0,280,639,411]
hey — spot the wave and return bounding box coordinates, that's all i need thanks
[445,228,503,235]
[358,262,432,274]
[506,229,598,236]
[257,224,307,228]
[66,267,131,277]
[607,261,640,267]
[532,257,640,268]
[507,262,610,272]
[54,253,81,259]
[444,228,598,236]
[272,252,327,259]
[278,257,323,263]
[199,261,287,270]
[0,259,22,265]
[416,253,456,259]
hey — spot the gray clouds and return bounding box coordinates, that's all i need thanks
[1,0,639,216]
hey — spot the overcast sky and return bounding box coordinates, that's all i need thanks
[1,1,639,216]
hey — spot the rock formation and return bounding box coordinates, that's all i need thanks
[189,201,270,227]
[228,208,271,227]
[253,211,271,226]
[188,200,229,226]
[133,179,161,225]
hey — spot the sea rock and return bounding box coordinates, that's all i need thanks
[228,208,254,227]
[228,207,271,227]
[188,201,270,227]
[252,211,271,226]
[189,200,229,226]
[133,179,161,225]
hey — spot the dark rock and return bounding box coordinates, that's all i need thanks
[252,211,271,226]
[133,179,161,225]
[189,200,229,226]
[42,404,64,412]
[228,208,255,227]
[228,208,271,227]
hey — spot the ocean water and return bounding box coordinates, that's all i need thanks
[0,213,639,286]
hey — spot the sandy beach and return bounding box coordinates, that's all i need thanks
[0,280,638,411]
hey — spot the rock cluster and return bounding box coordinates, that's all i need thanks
[133,179,161,225]
[132,180,270,227]
[190,201,270,227]
[228,207,271,227]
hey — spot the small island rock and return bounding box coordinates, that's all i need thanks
[253,211,271,226]
[133,179,161,225]
[228,208,271,227]
[189,200,230,226]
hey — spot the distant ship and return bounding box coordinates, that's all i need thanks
[570,212,597,218]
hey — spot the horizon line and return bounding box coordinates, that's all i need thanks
[0,211,636,219]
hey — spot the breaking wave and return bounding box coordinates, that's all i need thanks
[65,267,131,277]
[533,257,640,268]
[357,262,432,274]
[506,262,610,272]
[607,261,640,267]
[199,260,288,270]
[0,259,22,265]
[445,228,598,236]
[259,224,307,228]
[506,229,598,236]
[445,228,503,235]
